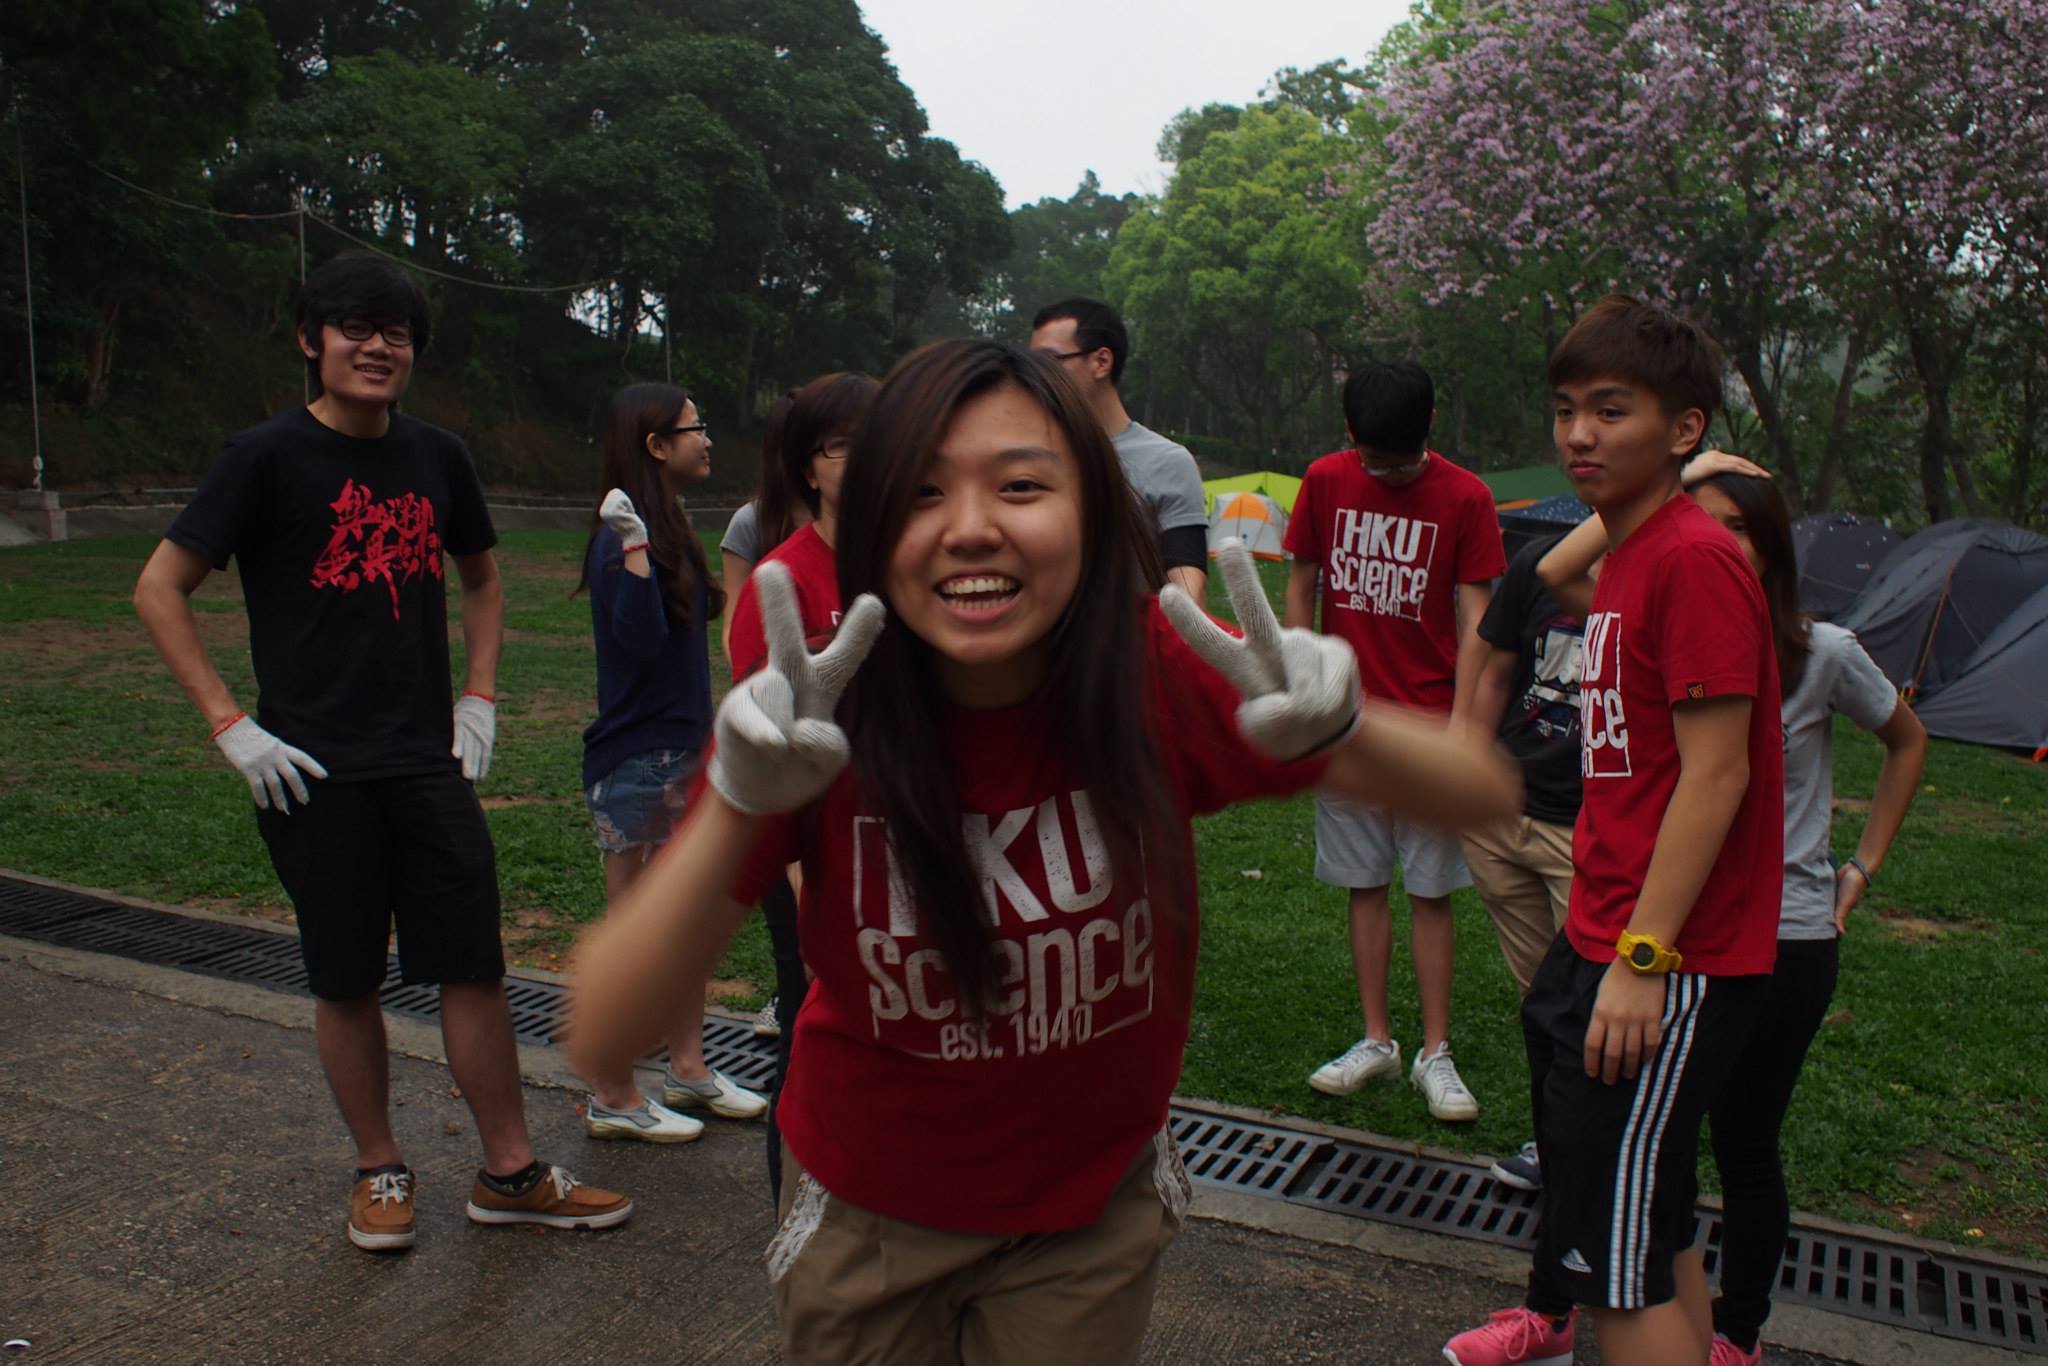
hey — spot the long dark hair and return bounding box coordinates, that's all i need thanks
[1699,471,1809,692]
[754,372,879,557]
[835,339,1176,1015]
[575,382,724,627]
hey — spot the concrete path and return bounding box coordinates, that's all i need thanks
[2,933,2006,1364]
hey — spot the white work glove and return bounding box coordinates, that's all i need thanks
[452,692,496,782]
[1159,538,1360,762]
[599,487,649,553]
[708,561,886,815]
[214,714,329,812]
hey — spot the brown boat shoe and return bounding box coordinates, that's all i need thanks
[465,1163,633,1231]
[348,1167,417,1252]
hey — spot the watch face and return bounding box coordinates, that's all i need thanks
[1629,942,1657,968]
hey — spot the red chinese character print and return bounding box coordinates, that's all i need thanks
[309,478,444,619]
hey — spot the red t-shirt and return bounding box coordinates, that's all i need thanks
[1282,450,1505,711]
[702,600,1326,1234]
[1566,496,1784,976]
[727,523,841,681]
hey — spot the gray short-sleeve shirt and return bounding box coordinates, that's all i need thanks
[1780,622,1899,938]
[1111,422,1208,534]
[720,499,760,564]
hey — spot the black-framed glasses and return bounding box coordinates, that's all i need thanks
[660,422,710,439]
[332,318,415,347]
[810,439,851,461]
[1037,349,1089,362]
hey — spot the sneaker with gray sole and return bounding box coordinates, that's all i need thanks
[662,1067,769,1121]
[1490,1141,1542,1191]
[584,1094,703,1143]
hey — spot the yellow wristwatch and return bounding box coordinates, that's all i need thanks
[1615,931,1683,974]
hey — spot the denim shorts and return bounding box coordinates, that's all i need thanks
[586,748,698,854]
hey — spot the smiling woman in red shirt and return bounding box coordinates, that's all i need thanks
[569,339,1520,1364]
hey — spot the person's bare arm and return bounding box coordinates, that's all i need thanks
[1319,700,1521,830]
[1282,561,1318,631]
[569,795,761,1080]
[1167,563,1208,603]
[1835,702,1928,931]
[1536,516,1607,619]
[1584,694,1751,1082]
[133,540,241,730]
[1465,645,1517,739]
[453,551,503,698]
[1450,580,1494,725]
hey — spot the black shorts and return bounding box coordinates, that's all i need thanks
[1522,936,1765,1311]
[255,769,504,1000]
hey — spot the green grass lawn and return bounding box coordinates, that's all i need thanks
[3,530,2043,1255]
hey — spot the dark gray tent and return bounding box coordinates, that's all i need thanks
[1792,512,1899,618]
[1836,521,2048,694]
[1499,494,1590,563]
[1913,582,2048,759]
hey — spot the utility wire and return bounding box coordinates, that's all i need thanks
[90,163,603,295]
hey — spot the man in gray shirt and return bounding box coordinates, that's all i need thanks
[1029,297,1209,599]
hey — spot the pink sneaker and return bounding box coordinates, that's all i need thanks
[1442,1306,1575,1366]
[1710,1333,1761,1365]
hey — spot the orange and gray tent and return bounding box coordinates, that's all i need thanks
[1835,520,2048,697]
[1207,490,1290,561]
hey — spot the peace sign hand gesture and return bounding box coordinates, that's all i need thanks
[708,562,886,815]
[1159,538,1360,762]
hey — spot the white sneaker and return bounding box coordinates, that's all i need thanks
[584,1094,704,1143]
[662,1067,769,1121]
[752,997,781,1038]
[1309,1037,1402,1096]
[1411,1043,1479,1121]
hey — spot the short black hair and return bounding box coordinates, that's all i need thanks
[295,251,433,397]
[1548,293,1724,423]
[1342,360,1434,455]
[1030,296,1129,385]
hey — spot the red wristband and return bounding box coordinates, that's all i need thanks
[461,690,494,704]
[621,541,649,555]
[209,710,247,741]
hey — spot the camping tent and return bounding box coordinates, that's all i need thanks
[1913,582,2048,759]
[1202,470,1303,519]
[1792,512,1900,618]
[1835,520,2048,695]
[1499,494,1590,563]
[1208,490,1289,560]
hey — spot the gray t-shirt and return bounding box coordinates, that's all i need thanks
[1111,421,1208,534]
[1779,621,1899,939]
[720,499,760,563]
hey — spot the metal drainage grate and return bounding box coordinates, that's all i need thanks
[3,873,2043,1356]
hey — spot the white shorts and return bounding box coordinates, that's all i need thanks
[1313,797,1471,898]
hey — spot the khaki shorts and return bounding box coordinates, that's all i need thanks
[1459,815,1573,993]
[769,1129,1190,1365]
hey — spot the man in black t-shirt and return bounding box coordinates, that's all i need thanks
[1460,531,1587,1191]
[134,252,630,1253]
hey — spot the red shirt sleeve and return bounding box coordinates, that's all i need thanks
[1456,480,1508,582]
[728,574,767,681]
[1652,538,1768,704]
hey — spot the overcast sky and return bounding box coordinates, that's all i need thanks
[856,0,1414,208]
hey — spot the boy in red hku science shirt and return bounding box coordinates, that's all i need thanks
[1283,361,1506,1122]
[1444,296,1783,1366]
